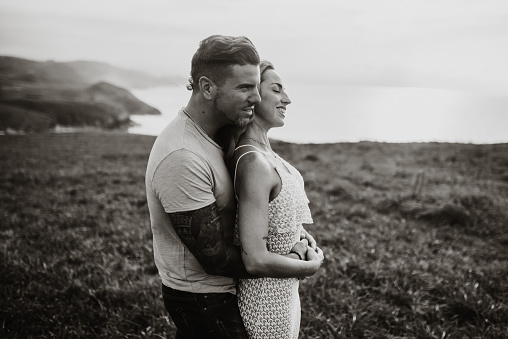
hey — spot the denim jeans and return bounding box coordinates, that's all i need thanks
[162,284,248,339]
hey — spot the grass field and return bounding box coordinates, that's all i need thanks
[1,132,507,338]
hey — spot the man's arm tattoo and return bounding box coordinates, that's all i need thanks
[168,203,255,278]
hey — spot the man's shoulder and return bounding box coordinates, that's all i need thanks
[159,114,213,151]
[157,113,187,145]
[146,113,187,176]
[150,114,199,156]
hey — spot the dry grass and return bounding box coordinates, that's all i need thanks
[1,133,507,338]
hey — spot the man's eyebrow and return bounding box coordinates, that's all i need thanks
[238,83,258,88]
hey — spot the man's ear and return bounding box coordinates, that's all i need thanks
[199,76,216,100]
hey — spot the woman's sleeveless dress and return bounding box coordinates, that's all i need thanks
[233,145,313,339]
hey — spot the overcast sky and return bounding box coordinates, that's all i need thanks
[1,0,508,94]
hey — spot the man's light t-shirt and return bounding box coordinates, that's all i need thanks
[145,109,236,293]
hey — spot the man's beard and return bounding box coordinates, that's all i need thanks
[213,91,250,128]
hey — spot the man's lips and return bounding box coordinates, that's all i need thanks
[243,107,254,115]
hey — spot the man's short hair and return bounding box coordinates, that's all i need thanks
[190,35,260,88]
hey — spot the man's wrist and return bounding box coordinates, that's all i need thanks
[290,250,303,260]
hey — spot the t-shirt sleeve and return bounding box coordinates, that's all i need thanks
[152,149,216,213]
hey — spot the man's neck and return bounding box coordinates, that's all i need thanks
[184,99,223,139]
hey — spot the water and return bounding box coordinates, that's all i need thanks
[129,86,189,136]
[129,84,508,144]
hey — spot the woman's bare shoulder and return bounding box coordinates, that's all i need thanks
[234,148,278,189]
[235,149,272,173]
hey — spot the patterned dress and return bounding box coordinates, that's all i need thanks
[233,146,313,339]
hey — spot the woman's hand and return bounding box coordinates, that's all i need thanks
[300,228,317,250]
[289,238,309,260]
[306,246,324,267]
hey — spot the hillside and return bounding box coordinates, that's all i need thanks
[85,82,159,116]
[63,60,182,89]
[0,56,180,89]
[0,133,506,337]
[0,56,165,132]
[0,56,83,87]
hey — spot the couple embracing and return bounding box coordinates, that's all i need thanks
[145,35,324,339]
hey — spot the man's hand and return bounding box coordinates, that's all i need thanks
[300,228,317,250]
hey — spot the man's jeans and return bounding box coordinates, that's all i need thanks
[162,284,248,339]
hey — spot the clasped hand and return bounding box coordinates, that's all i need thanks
[291,239,324,263]
[291,228,325,269]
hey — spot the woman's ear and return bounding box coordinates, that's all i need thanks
[199,76,216,100]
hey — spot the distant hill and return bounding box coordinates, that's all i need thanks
[0,56,83,87]
[0,56,181,89]
[63,60,181,89]
[0,56,165,133]
[85,82,160,116]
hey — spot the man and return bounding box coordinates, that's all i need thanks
[145,35,315,338]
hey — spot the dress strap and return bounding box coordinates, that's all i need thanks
[233,145,276,200]
[234,144,265,152]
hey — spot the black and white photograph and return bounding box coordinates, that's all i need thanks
[1,1,507,338]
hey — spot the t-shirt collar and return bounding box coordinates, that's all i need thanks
[180,108,222,149]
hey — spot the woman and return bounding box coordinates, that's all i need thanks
[224,60,324,338]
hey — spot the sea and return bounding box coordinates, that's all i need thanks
[129,84,508,144]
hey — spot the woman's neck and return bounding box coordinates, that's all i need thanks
[242,121,272,151]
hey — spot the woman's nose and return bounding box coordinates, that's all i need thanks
[282,92,291,105]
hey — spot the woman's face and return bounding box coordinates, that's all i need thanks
[255,69,291,129]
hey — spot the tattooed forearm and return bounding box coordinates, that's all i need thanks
[168,203,255,278]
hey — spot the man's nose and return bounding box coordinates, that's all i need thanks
[249,88,261,104]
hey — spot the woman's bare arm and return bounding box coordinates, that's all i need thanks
[235,152,323,278]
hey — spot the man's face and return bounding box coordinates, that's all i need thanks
[213,64,261,128]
